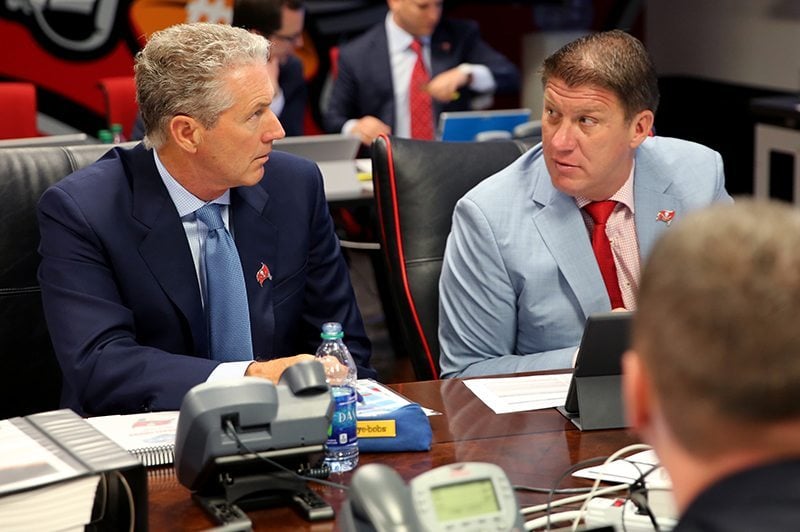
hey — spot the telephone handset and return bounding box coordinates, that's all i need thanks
[339,462,524,532]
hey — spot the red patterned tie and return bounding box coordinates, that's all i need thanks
[409,39,434,140]
[584,201,625,309]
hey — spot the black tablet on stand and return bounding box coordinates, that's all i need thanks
[557,311,633,430]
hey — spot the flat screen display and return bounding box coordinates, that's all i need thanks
[438,109,531,142]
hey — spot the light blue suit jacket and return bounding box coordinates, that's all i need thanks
[438,136,732,378]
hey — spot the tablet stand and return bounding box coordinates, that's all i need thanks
[557,375,626,431]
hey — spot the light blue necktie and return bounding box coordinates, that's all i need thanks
[195,203,253,362]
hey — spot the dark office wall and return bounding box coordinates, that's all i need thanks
[655,77,793,198]
[646,0,800,199]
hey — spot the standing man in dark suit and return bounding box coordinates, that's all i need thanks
[324,0,519,145]
[38,22,375,416]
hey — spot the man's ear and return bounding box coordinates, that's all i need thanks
[168,114,202,153]
[629,109,654,149]
[622,349,652,431]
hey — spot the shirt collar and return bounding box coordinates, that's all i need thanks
[153,149,231,218]
[574,161,636,213]
[385,11,430,55]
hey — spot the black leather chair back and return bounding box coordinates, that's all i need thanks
[371,135,527,380]
[0,142,136,419]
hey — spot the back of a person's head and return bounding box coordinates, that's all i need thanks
[634,200,800,455]
[232,0,305,34]
[541,29,659,120]
[134,22,270,148]
[232,0,291,36]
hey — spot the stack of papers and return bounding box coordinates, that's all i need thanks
[87,411,179,467]
[0,420,101,532]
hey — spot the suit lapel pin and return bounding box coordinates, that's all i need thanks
[441,41,451,52]
[656,210,675,225]
[255,262,272,287]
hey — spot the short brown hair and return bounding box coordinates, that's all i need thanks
[633,200,800,454]
[541,30,659,120]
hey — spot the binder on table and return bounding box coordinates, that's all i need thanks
[87,410,179,467]
[0,409,147,531]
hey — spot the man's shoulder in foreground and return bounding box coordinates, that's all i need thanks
[675,459,800,532]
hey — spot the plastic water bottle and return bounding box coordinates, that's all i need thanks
[110,123,126,144]
[97,129,113,144]
[315,322,359,473]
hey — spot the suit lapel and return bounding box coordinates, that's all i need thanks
[430,27,457,118]
[373,27,396,129]
[530,166,610,319]
[126,147,208,354]
[430,25,456,77]
[634,149,681,260]
[527,145,683,318]
[232,185,277,359]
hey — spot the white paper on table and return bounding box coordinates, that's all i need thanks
[462,374,572,414]
[572,450,671,487]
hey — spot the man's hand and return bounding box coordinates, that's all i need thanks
[427,67,470,103]
[352,116,391,146]
[316,355,349,382]
[245,354,315,384]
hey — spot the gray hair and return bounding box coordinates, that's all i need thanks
[134,22,271,148]
[541,30,659,121]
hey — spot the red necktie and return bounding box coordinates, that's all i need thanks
[584,201,625,309]
[409,40,434,140]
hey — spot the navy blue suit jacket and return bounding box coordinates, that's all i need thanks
[37,144,374,416]
[324,18,520,134]
[277,55,308,137]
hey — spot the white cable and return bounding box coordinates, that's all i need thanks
[525,510,582,530]
[112,470,136,532]
[521,483,627,515]
[571,443,653,531]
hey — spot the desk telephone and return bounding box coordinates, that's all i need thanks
[339,462,524,531]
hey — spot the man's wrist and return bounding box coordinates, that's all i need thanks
[458,63,474,86]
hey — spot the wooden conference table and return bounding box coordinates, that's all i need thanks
[147,377,639,530]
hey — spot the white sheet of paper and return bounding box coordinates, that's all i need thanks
[572,450,671,487]
[462,374,572,414]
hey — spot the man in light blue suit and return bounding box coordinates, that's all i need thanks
[439,30,732,378]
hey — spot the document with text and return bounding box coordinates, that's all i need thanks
[463,374,572,414]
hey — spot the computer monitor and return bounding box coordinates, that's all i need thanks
[437,108,531,142]
[273,134,360,162]
[558,311,633,431]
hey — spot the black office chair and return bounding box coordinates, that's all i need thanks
[0,142,136,419]
[371,135,527,380]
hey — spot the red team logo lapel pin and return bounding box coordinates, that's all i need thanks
[656,210,675,225]
[255,263,272,287]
